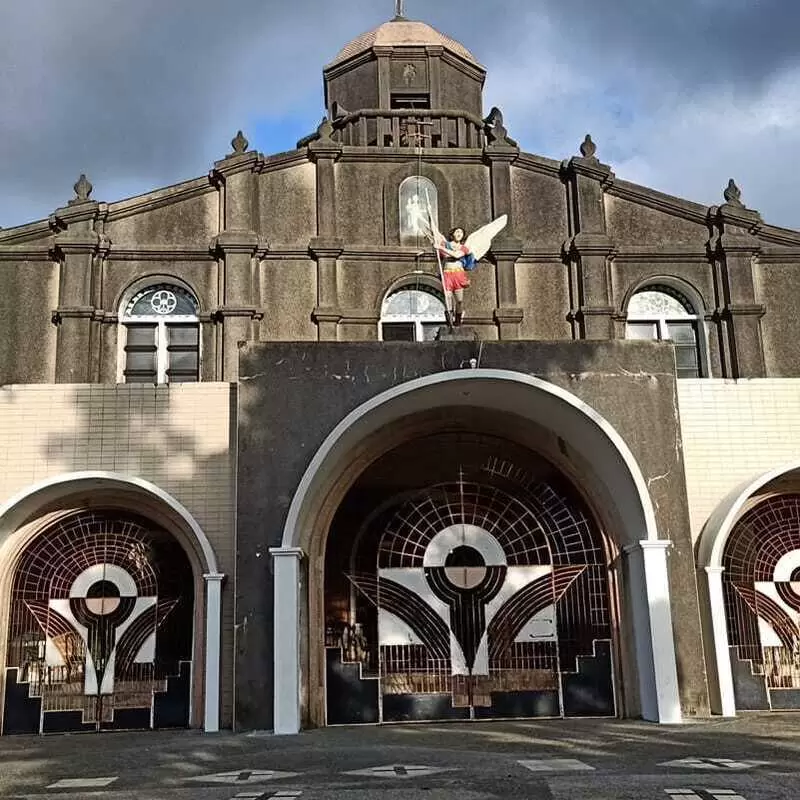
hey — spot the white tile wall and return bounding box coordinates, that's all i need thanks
[678,379,800,540]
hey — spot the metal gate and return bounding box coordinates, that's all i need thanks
[2,511,194,734]
[724,494,800,711]
[326,454,616,724]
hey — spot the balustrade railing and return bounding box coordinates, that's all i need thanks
[333,109,486,149]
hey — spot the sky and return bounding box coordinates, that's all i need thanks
[1,0,799,230]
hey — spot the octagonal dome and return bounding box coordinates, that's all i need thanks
[328,19,483,69]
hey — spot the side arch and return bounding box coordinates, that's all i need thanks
[272,369,681,732]
[0,471,224,732]
[696,460,800,716]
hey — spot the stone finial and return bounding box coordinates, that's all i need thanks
[317,116,334,142]
[580,134,597,159]
[723,178,744,207]
[484,106,516,147]
[231,130,249,155]
[68,173,93,204]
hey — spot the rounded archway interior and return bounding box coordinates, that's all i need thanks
[323,430,619,725]
[272,370,682,733]
[283,371,657,553]
[697,463,800,716]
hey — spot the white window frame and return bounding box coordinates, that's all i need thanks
[379,280,447,342]
[625,282,710,378]
[117,282,201,384]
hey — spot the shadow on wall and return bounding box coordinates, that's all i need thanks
[0,382,236,730]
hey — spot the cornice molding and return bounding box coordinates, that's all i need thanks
[210,150,262,181]
[212,230,262,256]
[106,244,217,261]
[0,244,54,261]
[758,248,800,263]
[337,147,485,165]
[605,179,710,226]
[309,237,345,259]
[493,307,524,324]
[756,226,800,247]
[513,153,562,178]
[516,252,567,264]
[256,149,310,174]
[211,305,264,321]
[104,178,215,223]
[611,245,712,264]
[0,220,52,245]
[563,155,614,184]
[566,232,615,257]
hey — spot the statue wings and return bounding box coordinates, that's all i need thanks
[465,214,508,261]
[418,193,507,263]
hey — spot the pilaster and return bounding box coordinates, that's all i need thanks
[309,124,344,341]
[310,238,344,341]
[202,572,226,733]
[491,239,523,340]
[50,175,110,383]
[563,137,617,340]
[269,547,304,735]
[623,540,682,724]
[484,120,521,338]
[700,566,736,717]
[210,132,265,380]
[709,192,765,378]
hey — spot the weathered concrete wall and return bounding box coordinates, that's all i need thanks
[236,339,709,729]
[0,259,58,384]
[756,262,800,377]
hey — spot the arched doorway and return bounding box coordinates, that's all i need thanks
[324,431,617,724]
[3,509,195,734]
[0,472,224,734]
[721,494,800,711]
[272,370,682,733]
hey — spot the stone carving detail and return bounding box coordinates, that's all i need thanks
[402,63,418,85]
[724,178,744,207]
[484,107,516,146]
[69,174,93,204]
[580,134,597,160]
[317,116,334,142]
[231,130,249,155]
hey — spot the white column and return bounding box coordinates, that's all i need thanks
[625,540,682,724]
[705,566,736,717]
[202,572,225,733]
[270,546,304,735]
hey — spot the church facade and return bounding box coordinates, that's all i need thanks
[1,15,800,736]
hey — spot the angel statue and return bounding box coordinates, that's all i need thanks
[431,214,507,327]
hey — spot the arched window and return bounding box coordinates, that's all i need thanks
[399,176,438,242]
[380,284,446,342]
[119,283,200,383]
[626,284,705,378]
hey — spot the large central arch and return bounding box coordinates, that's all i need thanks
[272,370,682,733]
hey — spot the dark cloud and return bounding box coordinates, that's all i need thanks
[0,0,798,228]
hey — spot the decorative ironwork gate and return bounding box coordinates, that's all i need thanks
[724,494,800,711]
[325,453,616,724]
[2,511,194,734]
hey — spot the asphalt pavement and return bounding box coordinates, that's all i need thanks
[0,714,798,799]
